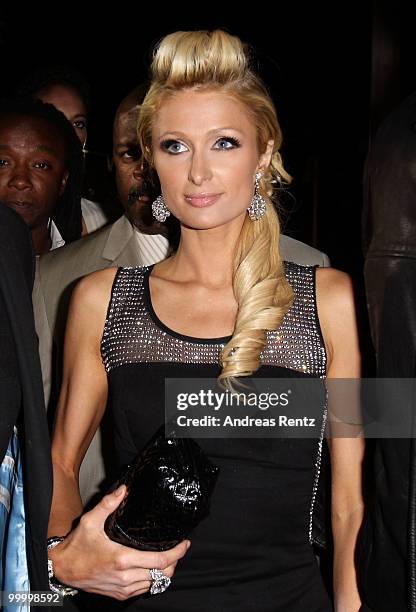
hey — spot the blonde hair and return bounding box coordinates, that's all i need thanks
[137,30,293,387]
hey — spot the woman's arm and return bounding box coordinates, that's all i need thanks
[48,268,189,600]
[316,268,364,612]
[49,268,113,535]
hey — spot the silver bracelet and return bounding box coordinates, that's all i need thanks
[47,536,78,597]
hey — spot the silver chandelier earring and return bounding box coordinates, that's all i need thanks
[152,195,171,222]
[247,172,267,221]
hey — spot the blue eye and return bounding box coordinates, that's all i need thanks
[161,140,188,154]
[213,137,241,150]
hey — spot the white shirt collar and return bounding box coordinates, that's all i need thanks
[133,227,170,266]
[49,220,65,250]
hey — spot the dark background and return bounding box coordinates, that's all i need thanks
[0,1,414,280]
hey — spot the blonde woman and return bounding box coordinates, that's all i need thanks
[47,30,363,611]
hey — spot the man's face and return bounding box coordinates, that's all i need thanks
[112,107,160,233]
[0,114,68,230]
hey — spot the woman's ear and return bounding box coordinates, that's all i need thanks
[258,140,274,173]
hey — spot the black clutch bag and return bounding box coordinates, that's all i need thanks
[104,427,219,551]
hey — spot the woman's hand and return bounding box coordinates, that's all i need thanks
[49,485,190,600]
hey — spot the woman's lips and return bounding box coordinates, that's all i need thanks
[184,193,222,208]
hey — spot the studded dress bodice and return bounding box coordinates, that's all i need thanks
[102,261,326,377]
[100,262,331,611]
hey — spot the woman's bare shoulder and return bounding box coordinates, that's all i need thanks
[70,267,120,314]
[315,267,359,373]
[315,267,354,309]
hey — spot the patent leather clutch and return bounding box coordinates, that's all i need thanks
[104,427,219,551]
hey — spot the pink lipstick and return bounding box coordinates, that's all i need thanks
[184,193,222,208]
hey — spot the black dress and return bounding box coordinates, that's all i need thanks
[100,262,332,611]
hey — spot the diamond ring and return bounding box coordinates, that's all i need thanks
[149,568,171,595]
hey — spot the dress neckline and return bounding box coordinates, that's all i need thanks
[143,265,232,345]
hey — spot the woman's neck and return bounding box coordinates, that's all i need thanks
[158,220,244,288]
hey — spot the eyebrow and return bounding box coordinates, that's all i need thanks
[115,141,139,150]
[157,127,245,139]
[36,145,58,154]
